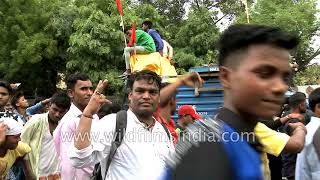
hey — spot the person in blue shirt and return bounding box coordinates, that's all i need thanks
[141,20,164,55]
[164,24,299,180]
[26,97,51,116]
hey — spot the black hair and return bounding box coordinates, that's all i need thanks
[142,20,153,29]
[217,24,299,68]
[0,81,12,95]
[50,91,71,110]
[127,70,161,92]
[124,26,131,33]
[280,97,291,116]
[97,103,112,119]
[11,91,24,109]
[109,98,122,113]
[308,88,320,112]
[288,92,306,110]
[97,101,121,119]
[66,73,90,90]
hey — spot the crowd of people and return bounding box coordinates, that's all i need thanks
[1,23,320,180]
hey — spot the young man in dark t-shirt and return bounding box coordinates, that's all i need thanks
[281,92,307,180]
[164,24,300,180]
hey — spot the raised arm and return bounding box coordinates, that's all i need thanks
[160,72,204,107]
[0,122,8,145]
[74,80,110,150]
[26,98,51,116]
[284,122,307,153]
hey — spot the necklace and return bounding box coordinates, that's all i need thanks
[145,119,156,130]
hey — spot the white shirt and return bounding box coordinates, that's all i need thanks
[69,110,175,180]
[296,117,320,180]
[38,123,60,176]
[162,40,173,59]
[53,103,99,180]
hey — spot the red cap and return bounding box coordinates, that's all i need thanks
[178,105,202,119]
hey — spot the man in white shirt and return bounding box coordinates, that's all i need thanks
[53,73,97,180]
[70,70,175,180]
[21,92,71,179]
[296,88,320,180]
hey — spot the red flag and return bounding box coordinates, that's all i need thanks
[128,21,136,47]
[116,0,123,16]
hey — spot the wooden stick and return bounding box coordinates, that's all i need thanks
[120,15,127,46]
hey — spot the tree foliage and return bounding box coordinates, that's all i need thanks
[0,0,62,96]
[0,0,319,96]
[294,65,320,85]
[236,0,320,70]
[66,1,126,95]
[172,7,220,73]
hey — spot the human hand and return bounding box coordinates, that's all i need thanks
[41,98,51,105]
[306,86,314,95]
[288,113,304,121]
[288,122,307,134]
[82,80,111,116]
[10,83,21,90]
[178,72,204,88]
[0,122,8,145]
[280,113,304,124]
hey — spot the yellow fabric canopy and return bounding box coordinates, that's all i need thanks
[130,52,177,79]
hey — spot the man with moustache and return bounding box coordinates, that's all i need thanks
[70,70,203,180]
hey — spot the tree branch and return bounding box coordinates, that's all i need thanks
[207,0,228,10]
[194,0,201,10]
[306,47,320,62]
[213,14,228,25]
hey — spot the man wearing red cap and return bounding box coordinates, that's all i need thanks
[176,105,202,138]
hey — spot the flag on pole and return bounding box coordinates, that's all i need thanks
[116,0,123,16]
[116,0,126,45]
[128,21,136,47]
